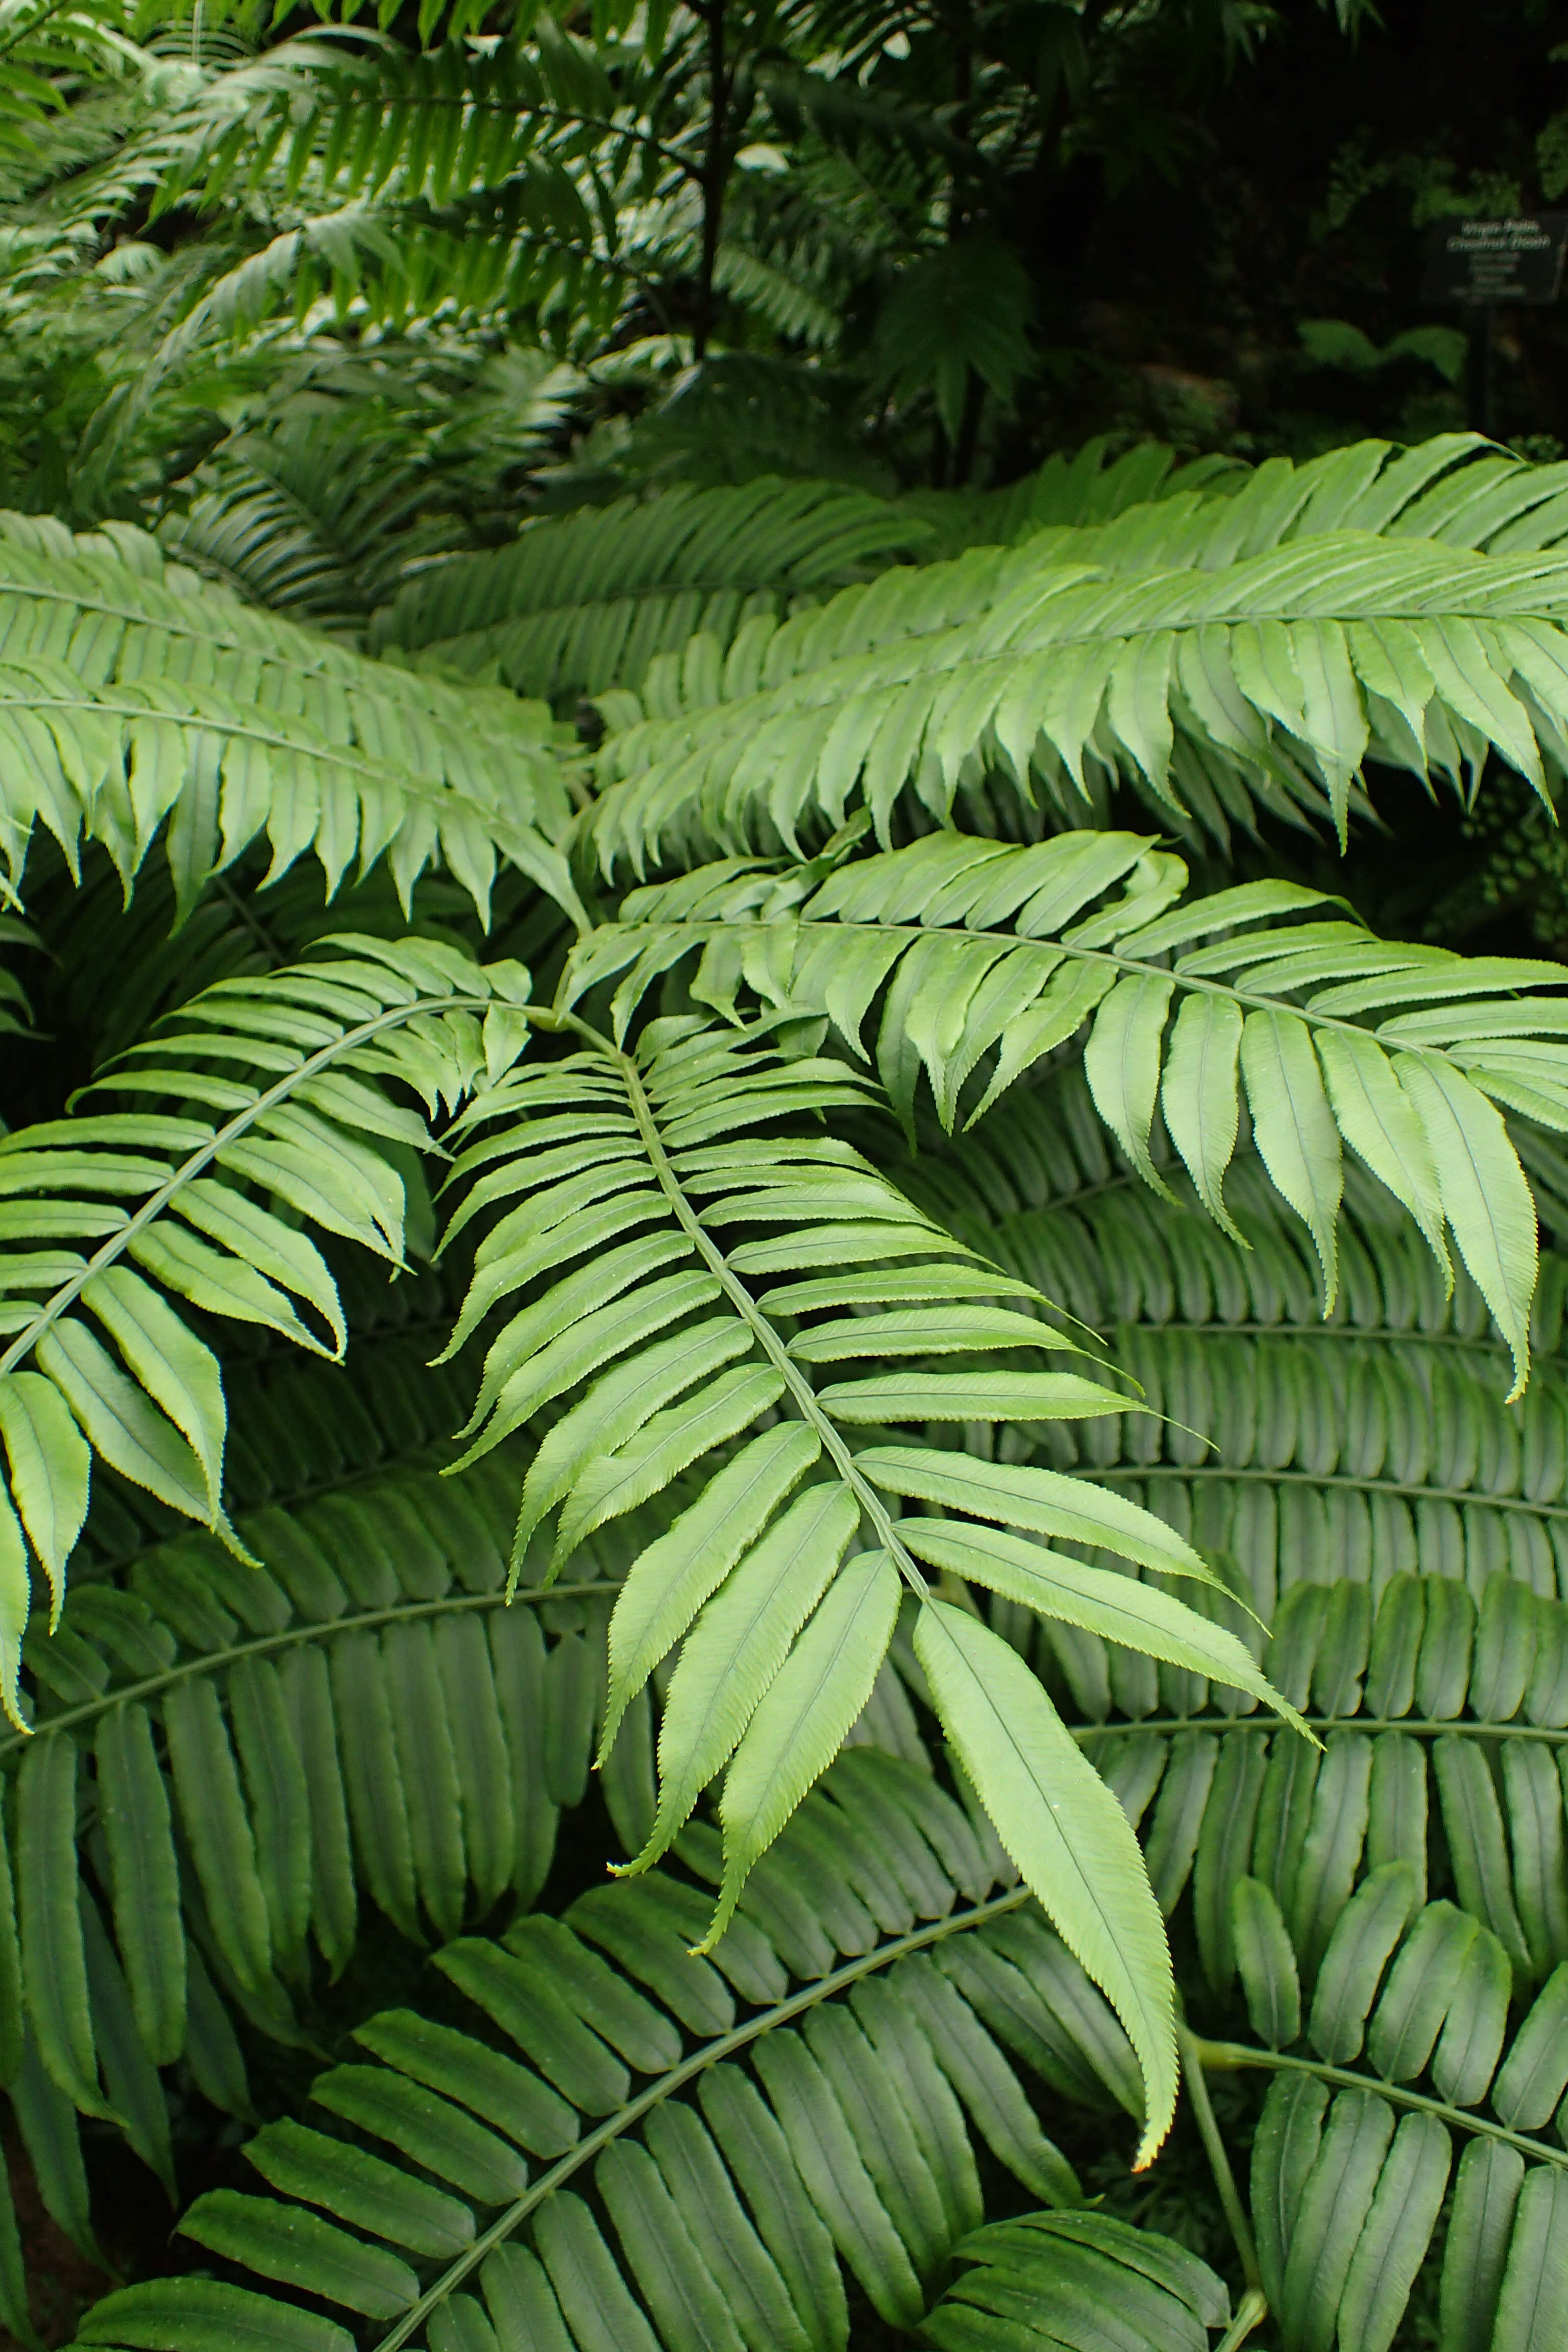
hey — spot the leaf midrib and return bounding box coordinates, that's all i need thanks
[1191,2034,1568,2174]
[1082,1462,1568,1515]
[617,1045,931,1602]
[1,1579,611,1758]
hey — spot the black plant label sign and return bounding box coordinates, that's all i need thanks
[1420,214,1568,305]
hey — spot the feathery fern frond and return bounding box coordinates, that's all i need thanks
[426,1001,1311,2160]
[159,420,461,637]
[368,478,935,700]
[569,829,1568,1392]
[585,439,1568,860]
[0,0,140,175]
[0,936,536,1676]
[903,436,1248,558]
[1168,1563,1568,2349]
[872,239,1035,443]
[62,1740,1233,2352]
[712,238,842,349]
[0,516,582,920]
[0,1449,686,2204]
[975,1162,1568,1611]
[159,345,585,631]
[145,28,662,220]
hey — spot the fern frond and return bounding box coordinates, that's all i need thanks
[586,440,1568,862]
[0,516,582,920]
[712,239,841,348]
[427,1002,1311,2161]
[0,937,533,1662]
[904,435,1248,558]
[147,29,665,220]
[1168,1561,1568,2349]
[0,0,141,174]
[872,238,1035,442]
[570,830,1568,1391]
[368,478,935,701]
[0,1448,677,2200]
[159,346,585,631]
[61,1740,1233,2351]
[159,420,457,635]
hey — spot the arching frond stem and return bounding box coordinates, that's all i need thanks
[618,1042,932,1601]
[1189,2037,1568,2173]
[373,1883,1034,2352]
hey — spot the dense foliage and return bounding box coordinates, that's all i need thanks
[4,2,1568,2348]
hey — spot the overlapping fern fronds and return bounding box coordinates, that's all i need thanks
[140,28,652,222]
[586,438,1568,863]
[45,1550,1568,2350]
[0,514,581,917]
[570,827,1568,1392]
[0,935,542,1700]
[0,1454,685,2211]
[420,999,1324,2157]
[369,477,936,700]
[930,1101,1568,1615]
[58,1734,1228,2352]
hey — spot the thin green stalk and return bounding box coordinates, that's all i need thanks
[1191,2035,1568,2172]
[1178,2018,1261,2293]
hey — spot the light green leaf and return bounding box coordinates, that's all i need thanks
[897,1521,1291,1719]
[128,1226,333,1358]
[34,1320,211,1527]
[1159,994,1244,1239]
[80,1267,227,1519]
[601,1422,821,1759]
[1084,973,1177,1197]
[857,1447,1217,1586]
[1239,1009,1343,1309]
[705,1551,901,1947]
[511,1318,756,1572]
[914,1597,1177,2169]
[1393,1054,1536,1399]
[554,1362,785,1563]
[788,1304,1068,1362]
[0,1487,27,1730]
[0,1368,91,1622]
[1315,1027,1450,1284]
[626,1482,860,1874]
[176,1180,346,1353]
[814,1370,1129,1423]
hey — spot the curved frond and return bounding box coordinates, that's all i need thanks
[0,937,533,1655]
[586,443,1568,863]
[368,478,936,701]
[569,831,1568,1390]
[149,31,655,220]
[63,1743,1230,2351]
[0,517,583,921]
[1174,1561,1568,2351]
[0,1448,679,2192]
[904,435,1250,558]
[427,1003,1313,2161]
